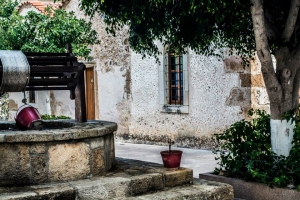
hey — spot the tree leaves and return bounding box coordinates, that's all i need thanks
[0,2,98,59]
[80,0,255,60]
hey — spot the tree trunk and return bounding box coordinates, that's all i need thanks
[250,0,300,156]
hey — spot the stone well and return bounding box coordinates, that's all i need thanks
[0,120,117,186]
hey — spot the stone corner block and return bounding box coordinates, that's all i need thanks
[226,87,251,107]
[129,173,164,195]
[223,56,250,73]
[239,73,251,87]
[163,167,193,187]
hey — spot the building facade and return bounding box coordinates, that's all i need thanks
[6,0,270,149]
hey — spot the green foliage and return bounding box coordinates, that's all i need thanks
[41,114,71,120]
[214,109,300,188]
[0,0,18,18]
[80,0,255,59]
[0,1,98,59]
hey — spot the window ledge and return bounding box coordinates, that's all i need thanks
[160,105,189,114]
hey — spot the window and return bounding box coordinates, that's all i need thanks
[159,49,189,113]
[168,52,183,105]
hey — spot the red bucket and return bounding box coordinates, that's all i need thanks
[160,150,183,168]
[15,105,43,130]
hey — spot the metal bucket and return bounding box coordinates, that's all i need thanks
[15,105,43,130]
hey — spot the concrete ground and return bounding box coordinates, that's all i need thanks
[115,142,218,178]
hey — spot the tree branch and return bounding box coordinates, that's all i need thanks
[282,0,300,41]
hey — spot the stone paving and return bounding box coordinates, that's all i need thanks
[115,142,218,177]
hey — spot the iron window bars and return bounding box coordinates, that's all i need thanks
[165,52,183,105]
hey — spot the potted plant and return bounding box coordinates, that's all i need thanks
[160,139,183,169]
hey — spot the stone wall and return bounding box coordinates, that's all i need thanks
[0,120,116,186]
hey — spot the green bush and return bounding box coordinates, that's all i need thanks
[213,109,300,188]
[41,114,71,120]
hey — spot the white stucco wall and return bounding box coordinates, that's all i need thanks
[124,50,245,147]
[8,91,51,121]
[49,91,75,118]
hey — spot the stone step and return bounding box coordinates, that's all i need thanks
[0,158,193,200]
[0,158,233,200]
[113,179,234,200]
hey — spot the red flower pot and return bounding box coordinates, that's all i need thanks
[15,105,43,130]
[160,150,183,169]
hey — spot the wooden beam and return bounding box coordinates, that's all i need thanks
[75,63,87,122]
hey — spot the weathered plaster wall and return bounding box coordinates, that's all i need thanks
[50,91,75,118]
[65,0,131,125]
[114,50,248,149]
[8,91,51,121]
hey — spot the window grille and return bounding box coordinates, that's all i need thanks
[165,52,183,105]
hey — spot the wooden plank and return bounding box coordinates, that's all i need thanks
[28,61,76,65]
[26,56,77,61]
[25,86,73,91]
[28,78,77,86]
[24,52,71,57]
[75,64,87,122]
[86,67,95,120]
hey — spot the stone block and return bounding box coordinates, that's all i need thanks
[0,192,39,200]
[225,87,251,107]
[111,149,116,167]
[48,143,90,182]
[223,56,250,73]
[32,184,75,200]
[239,74,251,87]
[30,144,46,154]
[92,148,105,176]
[31,154,48,184]
[72,177,131,199]
[4,133,17,142]
[105,150,113,171]
[104,133,112,151]
[163,168,193,187]
[53,131,73,141]
[90,137,104,149]
[97,127,108,136]
[251,74,265,87]
[252,87,269,105]
[72,129,98,139]
[0,144,30,186]
[14,132,53,142]
[129,173,164,195]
